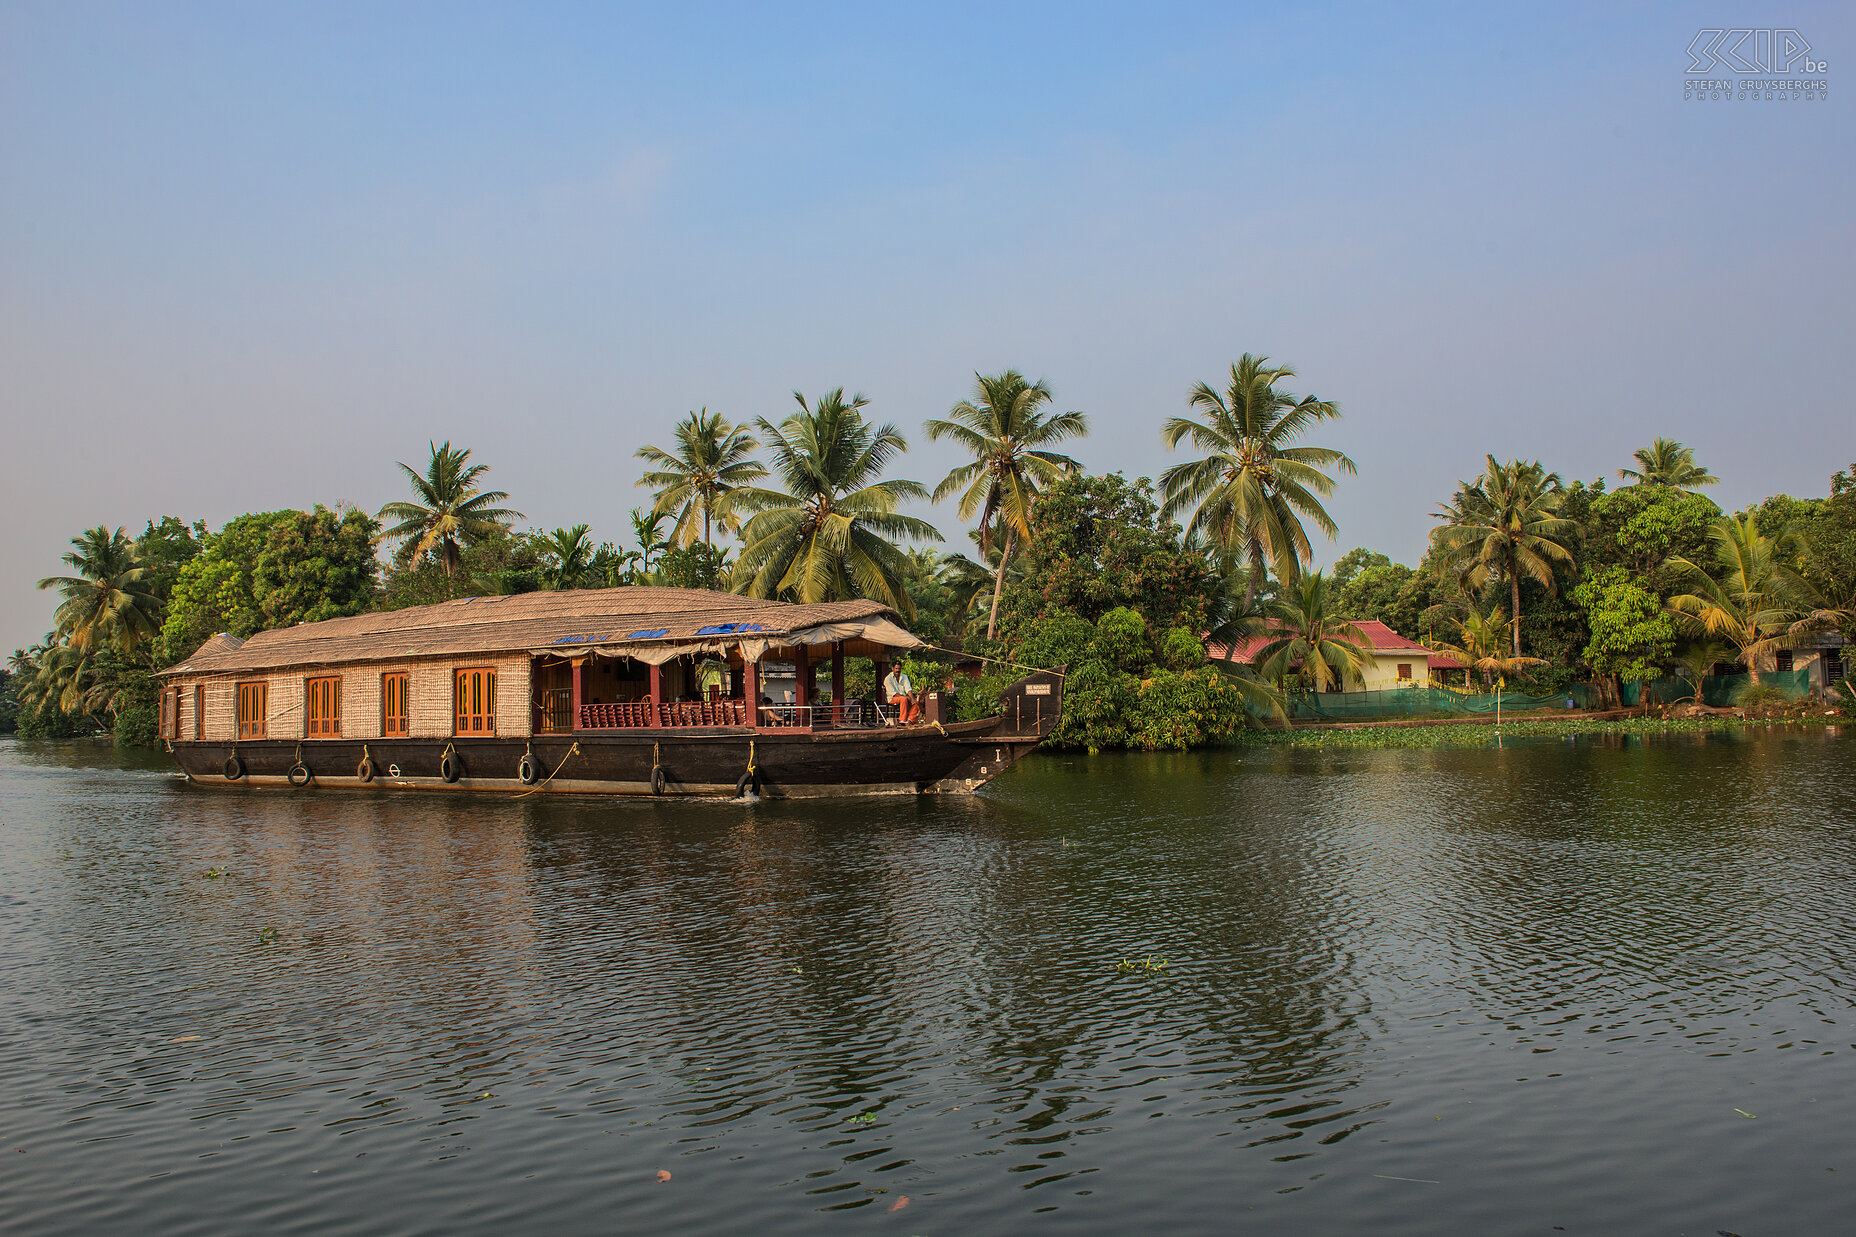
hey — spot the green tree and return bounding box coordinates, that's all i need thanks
[1432,608,1544,690]
[1251,571,1370,693]
[628,508,671,577]
[37,526,162,661]
[540,525,598,590]
[133,517,205,607]
[654,542,731,591]
[1573,566,1677,702]
[1429,457,1576,658]
[1665,514,1835,683]
[635,410,767,548]
[378,441,522,575]
[156,511,296,662]
[994,472,1215,644]
[380,529,547,608]
[1585,485,1720,583]
[1160,354,1355,607]
[730,389,940,613]
[250,506,382,626]
[925,370,1089,639]
[1619,437,1719,491]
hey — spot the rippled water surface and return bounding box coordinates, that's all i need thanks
[4,730,1855,1234]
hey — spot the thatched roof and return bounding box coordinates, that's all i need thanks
[161,588,914,676]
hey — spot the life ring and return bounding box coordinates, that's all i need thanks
[734,769,758,798]
[650,765,666,796]
[286,762,312,788]
[517,753,540,785]
[223,754,245,781]
[356,755,376,783]
[440,751,464,783]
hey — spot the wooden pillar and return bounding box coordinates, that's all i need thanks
[794,645,811,710]
[571,658,585,731]
[831,642,844,710]
[648,660,663,726]
[873,658,889,699]
[744,658,760,725]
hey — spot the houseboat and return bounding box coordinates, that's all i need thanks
[154,587,1062,798]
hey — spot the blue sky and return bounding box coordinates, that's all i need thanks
[2,2,1850,653]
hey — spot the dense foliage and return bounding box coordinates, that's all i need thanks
[13,364,1853,753]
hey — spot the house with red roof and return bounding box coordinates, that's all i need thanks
[1207,619,1465,692]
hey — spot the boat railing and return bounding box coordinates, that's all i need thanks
[572,698,906,731]
[578,700,753,729]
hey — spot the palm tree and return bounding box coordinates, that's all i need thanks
[36,526,161,661]
[1667,640,1732,704]
[635,410,767,548]
[541,525,597,591]
[628,509,671,577]
[1429,457,1576,658]
[1160,354,1355,609]
[1665,514,1836,684]
[1432,608,1544,690]
[925,371,1088,639]
[730,389,941,614]
[378,442,522,575]
[1619,437,1718,491]
[1251,571,1371,694]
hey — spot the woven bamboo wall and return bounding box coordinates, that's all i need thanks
[173,655,532,742]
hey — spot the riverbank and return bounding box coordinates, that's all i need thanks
[1243,713,1849,749]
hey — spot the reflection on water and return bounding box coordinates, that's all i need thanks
[1,730,1853,1234]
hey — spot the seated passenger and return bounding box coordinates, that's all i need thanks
[883,666,919,724]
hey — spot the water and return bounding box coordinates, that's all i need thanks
[2,729,1853,1235]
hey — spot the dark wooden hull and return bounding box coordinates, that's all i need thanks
[166,669,1064,799]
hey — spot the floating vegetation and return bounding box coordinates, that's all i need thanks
[257,926,278,944]
[849,1111,878,1124]
[1117,955,1169,974]
[1236,715,1843,751]
[204,867,225,880]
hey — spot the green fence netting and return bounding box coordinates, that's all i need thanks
[1285,669,1811,721]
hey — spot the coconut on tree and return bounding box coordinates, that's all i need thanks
[635,409,767,549]
[729,389,940,615]
[1159,354,1355,609]
[924,371,1088,638]
[1428,457,1576,658]
[377,442,522,575]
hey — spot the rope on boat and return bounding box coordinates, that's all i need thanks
[912,644,1066,679]
[515,742,581,798]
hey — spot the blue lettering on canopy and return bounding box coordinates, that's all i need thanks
[694,622,769,636]
[552,633,601,644]
[625,628,670,640]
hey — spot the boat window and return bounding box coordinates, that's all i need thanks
[237,682,268,740]
[382,673,409,737]
[307,676,342,738]
[455,668,496,734]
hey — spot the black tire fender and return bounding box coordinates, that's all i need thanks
[517,753,540,785]
[440,752,464,783]
[286,762,312,788]
[356,756,376,783]
[223,754,245,781]
[735,770,758,798]
[650,765,666,796]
